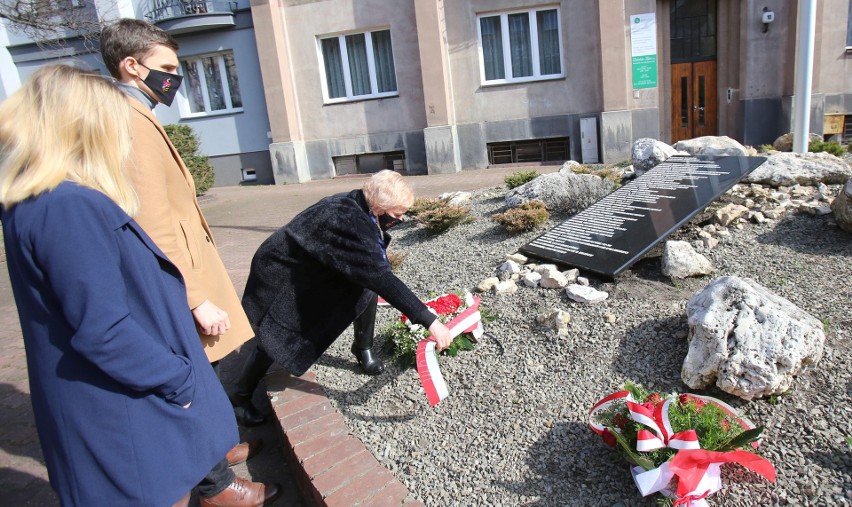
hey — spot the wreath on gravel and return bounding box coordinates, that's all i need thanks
[382,291,495,368]
[588,382,776,506]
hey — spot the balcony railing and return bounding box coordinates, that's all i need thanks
[145,0,237,30]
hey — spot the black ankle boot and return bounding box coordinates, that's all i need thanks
[351,344,384,375]
[231,399,266,427]
[229,344,274,427]
[352,293,383,375]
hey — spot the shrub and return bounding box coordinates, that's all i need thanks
[809,140,845,157]
[570,165,622,189]
[164,124,215,196]
[492,201,549,233]
[386,249,407,272]
[414,205,474,233]
[758,144,774,153]
[505,170,540,189]
[848,143,852,154]
[407,197,446,218]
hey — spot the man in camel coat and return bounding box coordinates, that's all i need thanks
[100,19,280,507]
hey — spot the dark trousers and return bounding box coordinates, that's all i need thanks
[197,360,235,498]
[233,292,379,404]
[198,458,235,498]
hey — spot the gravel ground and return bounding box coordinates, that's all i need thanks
[312,178,852,506]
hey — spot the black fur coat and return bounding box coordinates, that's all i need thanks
[241,189,436,375]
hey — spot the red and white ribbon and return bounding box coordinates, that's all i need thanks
[628,397,700,452]
[588,390,774,506]
[416,295,482,406]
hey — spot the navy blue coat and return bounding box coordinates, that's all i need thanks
[2,182,238,506]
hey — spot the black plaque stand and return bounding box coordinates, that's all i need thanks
[519,155,767,279]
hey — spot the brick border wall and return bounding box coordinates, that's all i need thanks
[265,371,425,507]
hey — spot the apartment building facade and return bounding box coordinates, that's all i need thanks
[1,1,851,186]
[0,0,274,186]
[253,0,852,184]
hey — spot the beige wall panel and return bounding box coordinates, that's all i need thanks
[281,0,427,140]
[442,0,603,125]
[815,0,852,96]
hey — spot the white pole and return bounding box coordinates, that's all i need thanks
[792,0,817,153]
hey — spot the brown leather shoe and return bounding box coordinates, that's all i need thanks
[199,477,282,507]
[226,439,264,466]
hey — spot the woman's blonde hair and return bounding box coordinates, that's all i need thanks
[362,170,414,211]
[0,64,138,215]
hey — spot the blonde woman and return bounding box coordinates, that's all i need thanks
[230,170,452,418]
[0,65,238,506]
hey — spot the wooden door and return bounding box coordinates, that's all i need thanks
[670,61,717,142]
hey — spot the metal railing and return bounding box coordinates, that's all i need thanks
[145,0,237,23]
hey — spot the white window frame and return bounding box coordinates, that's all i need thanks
[177,50,244,119]
[476,6,565,86]
[846,0,852,52]
[317,28,399,104]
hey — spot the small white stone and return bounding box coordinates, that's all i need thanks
[576,276,589,286]
[565,284,608,303]
[492,279,518,295]
[505,253,528,264]
[522,272,542,288]
[476,277,499,293]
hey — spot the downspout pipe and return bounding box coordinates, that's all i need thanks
[792,0,817,153]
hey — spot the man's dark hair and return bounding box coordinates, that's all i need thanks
[100,19,179,79]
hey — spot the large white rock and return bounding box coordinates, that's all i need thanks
[661,240,714,279]
[772,132,823,152]
[743,152,852,187]
[681,276,825,400]
[631,138,680,174]
[673,136,749,158]
[831,177,852,233]
[437,191,472,205]
[558,160,583,174]
[505,172,615,212]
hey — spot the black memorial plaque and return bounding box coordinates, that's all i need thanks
[519,155,767,279]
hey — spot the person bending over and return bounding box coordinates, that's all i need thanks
[230,170,452,415]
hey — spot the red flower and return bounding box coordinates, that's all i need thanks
[646,393,662,405]
[400,314,409,323]
[425,293,463,315]
[612,413,629,430]
[602,428,617,447]
[720,419,731,432]
[679,394,706,411]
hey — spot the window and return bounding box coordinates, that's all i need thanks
[847,0,852,50]
[180,51,242,116]
[487,138,569,165]
[477,7,563,84]
[318,29,398,103]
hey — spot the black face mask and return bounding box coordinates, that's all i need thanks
[378,213,403,231]
[138,63,182,106]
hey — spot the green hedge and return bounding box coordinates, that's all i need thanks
[164,124,215,196]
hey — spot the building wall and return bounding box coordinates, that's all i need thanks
[0,1,271,188]
[258,0,429,182]
[156,12,273,186]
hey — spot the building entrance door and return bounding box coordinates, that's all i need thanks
[671,61,717,142]
[669,0,717,143]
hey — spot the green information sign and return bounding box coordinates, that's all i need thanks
[632,54,657,89]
